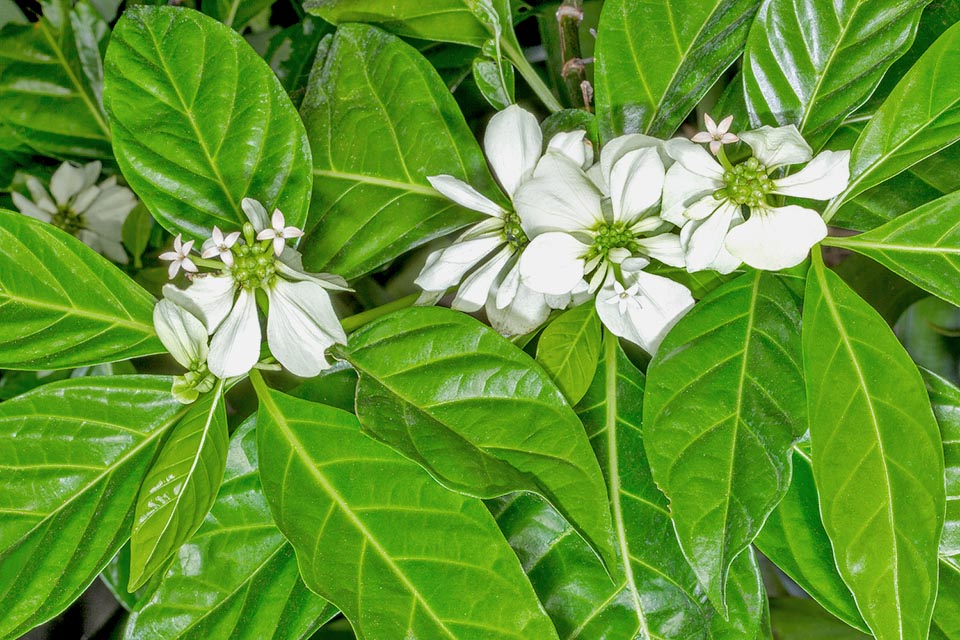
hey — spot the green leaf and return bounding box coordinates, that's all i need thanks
[824,20,960,221]
[921,369,960,557]
[769,598,870,639]
[129,384,229,591]
[202,0,272,30]
[264,16,333,109]
[594,0,762,140]
[0,377,186,638]
[103,6,312,241]
[0,209,162,370]
[122,202,154,266]
[802,255,945,639]
[742,0,929,151]
[755,449,869,632]
[472,45,515,111]
[535,302,602,406]
[0,2,112,160]
[298,24,495,279]
[644,271,805,612]
[254,384,561,640]
[123,417,337,640]
[933,557,960,640]
[343,306,617,573]
[826,191,960,307]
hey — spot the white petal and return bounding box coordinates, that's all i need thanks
[547,130,593,169]
[484,105,543,197]
[154,299,208,369]
[661,162,724,226]
[486,280,551,336]
[739,125,812,169]
[664,138,725,180]
[274,261,351,291]
[12,192,53,223]
[515,154,603,236]
[72,186,101,214]
[596,270,694,354]
[208,289,261,378]
[772,150,851,200]
[599,133,664,193]
[452,245,512,312]
[635,233,685,268]
[96,238,129,264]
[163,275,237,333]
[682,200,741,272]
[426,175,504,217]
[414,234,503,293]
[241,198,270,231]
[725,205,827,270]
[495,259,522,310]
[49,162,88,206]
[519,232,589,296]
[610,147,665,223]
[266,279,346,377]
[25,176,57,214]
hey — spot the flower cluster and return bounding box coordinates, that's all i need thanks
[154,198,348,402]
[13,160,138,263]
[417,106,850,353]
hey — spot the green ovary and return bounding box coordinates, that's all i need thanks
[232,242,277,289]
[502,211,528,250]
[51,208,84,236]
[588,222,636,259]
[715,156,775,207]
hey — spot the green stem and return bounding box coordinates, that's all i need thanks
[249,367,269,400]
[502,40,563,113]
[340,293,420,333]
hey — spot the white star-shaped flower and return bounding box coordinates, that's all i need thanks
[257,209,304,256]
[201,226,241,266]
[691,114,739,156]
[605,280,643,314]
[159,234,198,279]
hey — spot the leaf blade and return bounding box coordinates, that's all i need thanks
[535,302,602,406]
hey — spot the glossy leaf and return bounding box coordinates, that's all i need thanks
[254,385,560,640]
[594,0,761,139]
[922,369,960,557]
[103,6,312,240]
[769,598,870,639]
[644,271,805,611]
[0,377,185,638]
[472,46,515,111]
[0,209,162,370]
[825,20,960,220]
[129,384,229,590]
[535,302,602,406]
[0,2,112,160]
[124,418,337,640]
[755,449,869,632]
[343,306,617,573]
[803,255,944,639]
[742,0,929,151]
[933,557,960,640]
[299,24,496,279]
[202,0,272,30]
[827,191,960,307]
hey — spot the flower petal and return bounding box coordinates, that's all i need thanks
[547,130,593,170]
[163,275,238,333]
[241,198,270,231]
[516,154,603,236]
[635,233,685,268]
[661,162,724,226]
[50,162,91,206]
[25,176,57,214]
[598,133,664,193]
[486,279,552,336]
[682,200,741,273]
[96,238,130,264]
[266,279,346,377]
[274,261,352,292]
[426,175,504,217]
[596,270,694,354]
[12,192,53,223]
[610,147,665,223]
[739,125,812,168]
[725,205,827,270]
[452,245,513,312]
[484,104,543,197]
[208,289,261,378]
[415,233,504,293]
[772,150,851,200]
[154,299,208,369]
[664,138,725,180]
[519,232,589,296]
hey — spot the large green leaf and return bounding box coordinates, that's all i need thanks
[343,306,617,572]
[769,598,870,639]
[826,191,960,307]
[535,302,602,406]
[742,0,929,151]
[123,418,337,640]
[803,255,944,639]
[128,384,229,590]
[298,24,495,279]
[644,271,805,612]
[0,2,112,160]
[593,0,761,140]
[824,20,960,221]
[0,377,185,638]
[0,209,161,370]
[103,6,312,240]
[202,0,272,30]
[254,384,561,640]
[933,557,960,640]
[922,369,960,557]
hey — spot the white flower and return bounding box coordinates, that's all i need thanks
[663,124,850,272]
[201,226,240,266]
[162,200,347,378]
[153,299,215,403]
[415,105,589,335]
[159,234,199,279]
[257,209,304,256]
[12,161,137,263]
[691,114,739,156]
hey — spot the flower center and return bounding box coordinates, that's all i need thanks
[231,241,277,289]
[51,207,84,236]
[502,212,528,251]
[590,222,635,257]
[715,157,775,207]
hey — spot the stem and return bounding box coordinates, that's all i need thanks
[340,293,420,333]
[556,0,592,111]
[502,40,563,113]
[249,367,269,400]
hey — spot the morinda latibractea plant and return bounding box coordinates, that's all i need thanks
[2,0,960,638]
